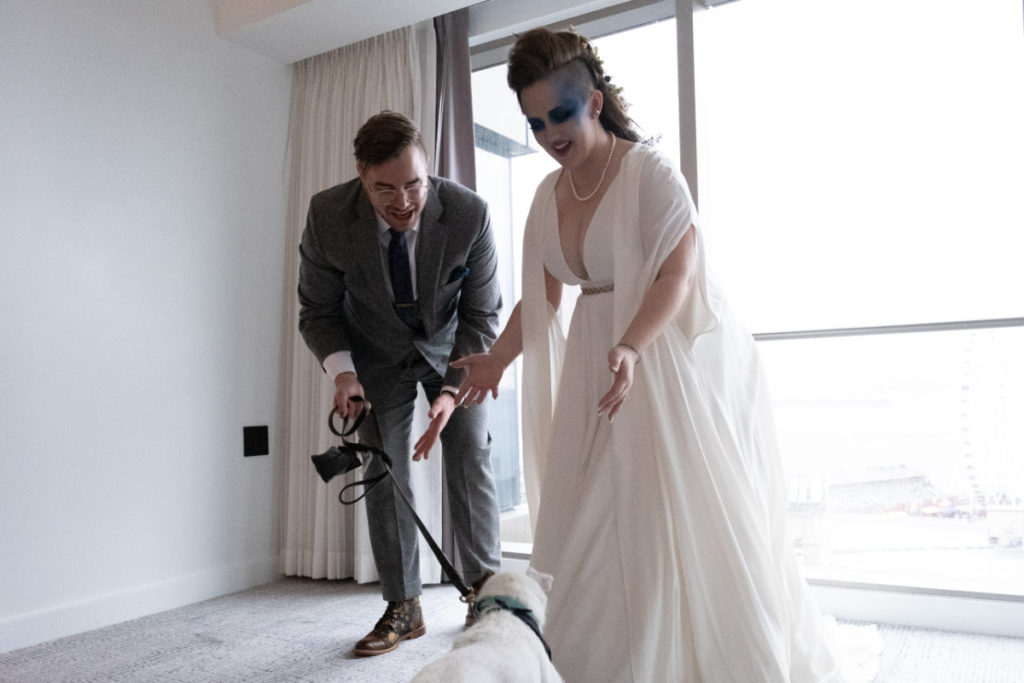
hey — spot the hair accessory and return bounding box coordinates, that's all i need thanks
[604,75,612,83]
[569,132,616,202]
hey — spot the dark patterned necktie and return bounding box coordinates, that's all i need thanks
[388,228,422,331]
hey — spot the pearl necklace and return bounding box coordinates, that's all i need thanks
[568,133,617,202]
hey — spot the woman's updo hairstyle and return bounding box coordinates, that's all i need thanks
[507,28,642,143]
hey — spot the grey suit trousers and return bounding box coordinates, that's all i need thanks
[358,353,501,602]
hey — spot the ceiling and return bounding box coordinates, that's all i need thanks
[212,0,634,64]
[213,0,476,63]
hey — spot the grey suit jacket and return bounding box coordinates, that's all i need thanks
[298,175,502,408]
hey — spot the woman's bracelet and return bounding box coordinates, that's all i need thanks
[617,343,641,364]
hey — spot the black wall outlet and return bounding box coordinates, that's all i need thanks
[243,425,269,457]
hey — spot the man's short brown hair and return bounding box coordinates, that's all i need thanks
[353,111,425,168]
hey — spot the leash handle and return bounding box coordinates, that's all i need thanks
[328,400,367,438]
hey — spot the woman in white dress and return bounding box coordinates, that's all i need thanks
[452,28,856,682]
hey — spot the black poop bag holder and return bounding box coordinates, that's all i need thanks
[310,399,475,602]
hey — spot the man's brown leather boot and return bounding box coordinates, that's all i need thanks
[352,597,425,656]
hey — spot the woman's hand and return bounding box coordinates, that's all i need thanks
[597,227,694,422]
[450,353,507,405]
[598,344,640,421]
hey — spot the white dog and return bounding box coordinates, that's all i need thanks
[411,569,563,683]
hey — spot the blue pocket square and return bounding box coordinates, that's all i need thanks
[447,265,470,284]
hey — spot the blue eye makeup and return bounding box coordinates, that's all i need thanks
[525,96,586,133]
[549,101,581,124]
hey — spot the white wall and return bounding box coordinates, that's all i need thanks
[0,1,292,653]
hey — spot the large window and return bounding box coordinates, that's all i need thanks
[471,0,1024,598]
[694,0,1024,597]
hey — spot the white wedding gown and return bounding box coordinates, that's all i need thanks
[522,144,876,682]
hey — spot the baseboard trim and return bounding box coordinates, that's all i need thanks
[0,556,280,654]
[810,581,1024,638]
[499,554,531,574]
[500,546,1024,638]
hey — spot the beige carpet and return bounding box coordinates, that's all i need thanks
[2,577,1022,682]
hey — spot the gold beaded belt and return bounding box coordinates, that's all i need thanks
[581,283,614,295]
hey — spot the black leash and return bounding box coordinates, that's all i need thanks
[312,405,475,602]
[311,406,553,661]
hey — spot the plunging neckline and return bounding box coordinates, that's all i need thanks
[555,145,636,282]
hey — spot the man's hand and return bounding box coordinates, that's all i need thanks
[333,371,369,419]
[412,392,457,461]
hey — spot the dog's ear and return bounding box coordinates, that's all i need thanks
[471,570,495,595]
[526,567,554,594]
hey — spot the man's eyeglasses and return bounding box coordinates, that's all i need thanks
[369,183,428,204]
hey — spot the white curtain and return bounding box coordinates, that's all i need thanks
[281,21,443,583]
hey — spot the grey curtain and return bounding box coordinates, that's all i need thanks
[433,8,477,190]
[433,7,479,578]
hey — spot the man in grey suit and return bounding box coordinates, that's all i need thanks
[298,111,502,656]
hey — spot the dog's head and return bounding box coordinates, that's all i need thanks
[475,569,553,629]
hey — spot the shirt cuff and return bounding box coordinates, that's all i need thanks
[323,351,355,380]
